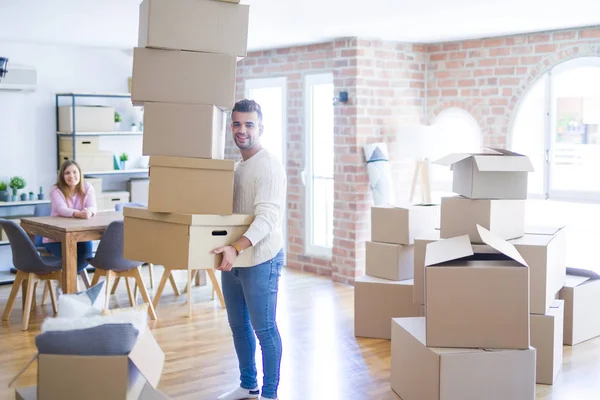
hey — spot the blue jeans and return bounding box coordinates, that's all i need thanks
[44,241,93,273]
[221,249,284,399]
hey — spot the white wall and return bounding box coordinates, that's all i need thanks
[0,41,134,194]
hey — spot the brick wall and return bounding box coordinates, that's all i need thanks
[229,39,426,284]
[427,26,600,147]
[229,25,600,285]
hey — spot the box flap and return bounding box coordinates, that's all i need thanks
[564,274,591,288]
[124,207,254,227]
[472,154,534,172]
[128,330,165,389]
[477,225,528,267]
[484,147,523,156]
[150,155,234,171]
[565,267,600,280]
[424,235,473,267]
[432,153,472,167]
[524,224,567,235]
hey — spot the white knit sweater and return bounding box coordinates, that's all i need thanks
[234,148,287,266]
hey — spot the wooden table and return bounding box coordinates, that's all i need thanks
[19,211,123,294]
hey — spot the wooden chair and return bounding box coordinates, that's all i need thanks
[86,220,156,320]
[0,219,62,330]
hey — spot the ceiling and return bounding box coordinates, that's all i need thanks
[1,0,599,51]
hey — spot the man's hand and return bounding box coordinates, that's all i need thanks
[213,245,238,272]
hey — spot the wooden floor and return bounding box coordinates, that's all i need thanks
[1,267,600,400]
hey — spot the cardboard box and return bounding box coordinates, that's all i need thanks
[148,155,234,215]
[58,106,115,132]
[508,227,567,314]
[11,330,164,400]
[85,177,103,195]
[354,276,423,339]
[138,0,249,57]
[99,191,130,211]
[433,148,534,199]
[531,300,564,385]
[59,151,114,172]
[365,241,413,281]
[440,196,525,243]
[559,269,600,345]
[371,203,440,245]
[15,383,171,400]
[58,136,100,153]
[129,178,149,205]
[131,47,237,109]
[425,226,530,349]
[123,207,255,269]
[413,231,441,305]
[391,317,536,400]
[142,103,226,159]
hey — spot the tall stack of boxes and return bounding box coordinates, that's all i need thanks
[354,203,439,339]
[122,0,254,313]
[390,149,570,399]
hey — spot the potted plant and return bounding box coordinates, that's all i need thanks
[29,191,35,201]
[0,181,7,202]
[9,176,26,202]
[114,111,122,131]
[119,152,129,170]
[38,186,44,200]
[20,192,27,201]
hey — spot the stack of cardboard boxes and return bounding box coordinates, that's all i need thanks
[122,0,255,315]
[391,149,568,399]
[354,203,439,339]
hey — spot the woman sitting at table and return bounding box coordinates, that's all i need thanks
[43,160,97,272]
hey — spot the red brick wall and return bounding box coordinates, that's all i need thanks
[229,25,600,285]
[427,26,600,147]
[229,39,426,284]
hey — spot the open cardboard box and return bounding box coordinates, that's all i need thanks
[425,225,530,349]
[434,148,534,199]
[11,330,165,400]
[124,207,255,270]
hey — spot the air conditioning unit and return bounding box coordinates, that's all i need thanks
[0,63,37,92]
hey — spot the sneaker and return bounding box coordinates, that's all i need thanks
[217,386,260,400]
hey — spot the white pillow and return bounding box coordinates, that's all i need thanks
[56,281,106,318]
[41,308,148,334]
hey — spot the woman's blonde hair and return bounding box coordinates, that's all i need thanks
[56,160,86,204]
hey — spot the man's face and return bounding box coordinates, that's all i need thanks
[231,111,262,151]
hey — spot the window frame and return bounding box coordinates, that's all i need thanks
[303,72,334,258]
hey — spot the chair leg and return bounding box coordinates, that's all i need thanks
[41,281,49,305]
[169,273,180,296]
[125,278,135,307]
[187,269,193,318]
[90,270,101,287]
[195,269,201,286]
[147,263,154,289]
[2,271,25,321]
[111,277,121,294]
[132,268,157,321]
[48,281,58,315]
[31,281,38,311]
[104,271,113,311]
[22,274,36,331]
[79,269,91,289]
[207,269,225,309]
[152,269,172,310]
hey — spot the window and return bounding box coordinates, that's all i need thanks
[304,73,334,257]
[510,57,600,201]
[244,77,288,263]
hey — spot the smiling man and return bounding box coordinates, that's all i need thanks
[213,99,287,400]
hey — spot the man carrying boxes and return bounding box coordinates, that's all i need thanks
[126,1,287,400]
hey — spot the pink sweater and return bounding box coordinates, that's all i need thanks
[43,182,98,243]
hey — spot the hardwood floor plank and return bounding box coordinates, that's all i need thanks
[0,267,599,399]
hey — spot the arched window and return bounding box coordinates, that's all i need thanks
[510,57,600,202]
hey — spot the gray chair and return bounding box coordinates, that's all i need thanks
[88,220,157,320]
[0,219,62,330]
